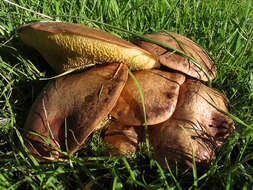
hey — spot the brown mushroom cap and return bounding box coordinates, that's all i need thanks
[134,32,217,81]
[149,119,215,168]
[24,63,128,160]
[148,79,234,168]
[174,79,234,144]
[18,21,159,73]
[103,121,140,154]
[111,70,185,126]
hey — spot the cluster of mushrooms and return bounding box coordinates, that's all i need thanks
[18,22,235,168]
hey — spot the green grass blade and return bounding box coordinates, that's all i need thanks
[122,157,145,187]
[128,69,150,154]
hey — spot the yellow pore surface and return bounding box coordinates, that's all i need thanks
[20,30,159,73]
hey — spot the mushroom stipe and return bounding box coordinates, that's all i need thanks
[19,21,234,168]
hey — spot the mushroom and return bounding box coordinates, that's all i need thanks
[148,79,234,168]
[18,21,234,168]
[18,21,159,73]
[24,63,128,160]
[133,32,217,81]
[104,79,234,168]
[111,69,185,125]
[105,79,234,168]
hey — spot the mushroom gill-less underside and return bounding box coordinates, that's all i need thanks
[18,22,159,73]
[19,21,234,168]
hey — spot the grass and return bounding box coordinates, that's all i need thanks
[0,0,253,189]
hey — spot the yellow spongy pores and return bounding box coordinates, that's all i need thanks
[20,29,160,73]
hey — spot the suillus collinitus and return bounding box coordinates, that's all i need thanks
[18,21,234,168]
[104,79,234,168]
[24,63,128,160]
[111,69,185,126]
[134,32,217,81]
[18,21,159,73]
[148,79,234,168]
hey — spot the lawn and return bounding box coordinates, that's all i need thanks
[0,0,253,189]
